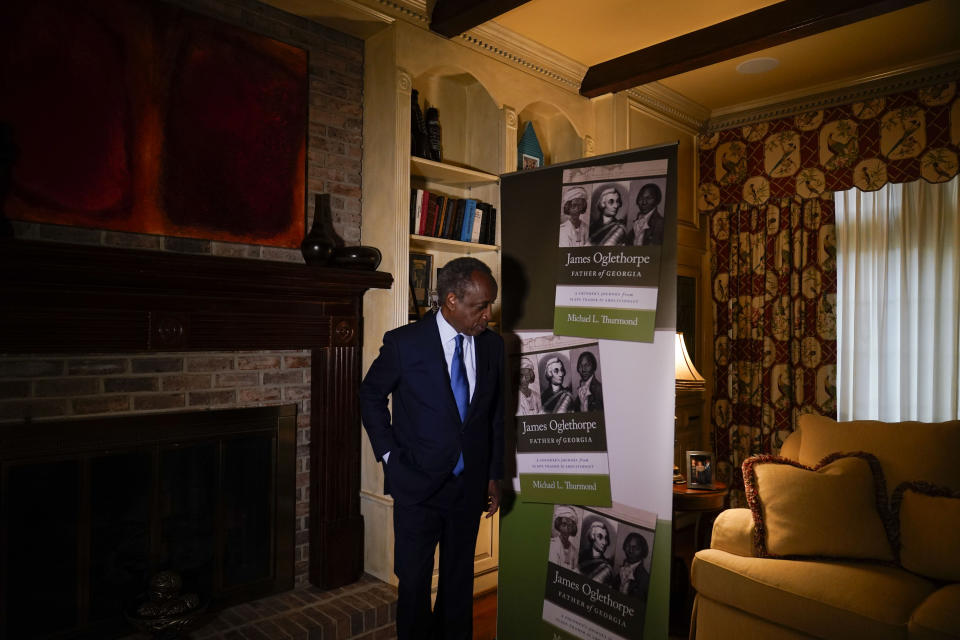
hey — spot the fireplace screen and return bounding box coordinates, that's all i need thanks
[0,405,296,639]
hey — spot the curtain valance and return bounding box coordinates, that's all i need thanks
[697,81,960,211]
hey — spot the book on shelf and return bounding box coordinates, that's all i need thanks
[435,195,450,237]
[411,189,423,234]
[475,202,486,244]
[407,190,496,244]
[410,193,417,234]
[451,198,466,240]
[440,197,456,239]
[477,202,490,245]
[486,206,497,245]
[460,199,477,242]
[470,201,484,243]
[417,190,431,235]
[424,192,440,237]
[433,195,446,237]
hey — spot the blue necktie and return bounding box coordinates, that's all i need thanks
[450,334,468,476]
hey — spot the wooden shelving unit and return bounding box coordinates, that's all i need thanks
[409,234,499,253]
[410,156,499,186]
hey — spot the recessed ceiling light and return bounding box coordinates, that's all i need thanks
[736,57,780,74]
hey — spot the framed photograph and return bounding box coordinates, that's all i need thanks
[686,450,715,489]
[521,153,541,170]
[409,252,433,308]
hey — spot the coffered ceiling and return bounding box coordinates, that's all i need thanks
[494,0,960,110]
[264,0,960,118]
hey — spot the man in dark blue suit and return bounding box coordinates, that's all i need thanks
[360,257,504,640]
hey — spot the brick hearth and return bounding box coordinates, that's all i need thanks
[125,574,398,640]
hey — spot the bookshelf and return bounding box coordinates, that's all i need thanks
[409,157,500,256]
[404,69,504,328]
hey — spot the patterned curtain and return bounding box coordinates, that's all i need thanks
[697,80,960,502]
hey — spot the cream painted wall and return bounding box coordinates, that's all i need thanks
[627,102,713,459]
[628,104,699,231]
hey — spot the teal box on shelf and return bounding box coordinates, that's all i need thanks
[517,121,544,170]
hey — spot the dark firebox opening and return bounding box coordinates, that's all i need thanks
[1,405,295,639]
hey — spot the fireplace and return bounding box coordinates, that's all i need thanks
[0,238,392,634]
[1,405,296,639]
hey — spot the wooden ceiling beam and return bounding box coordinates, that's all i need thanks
[579,0,927,98]
[430,0,533,38]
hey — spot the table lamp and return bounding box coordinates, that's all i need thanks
[675,332,705,482]
[675,332,705,391]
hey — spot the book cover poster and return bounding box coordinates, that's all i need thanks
[543,504,656,640]
[555,160,669,342]
[514,334,611,506]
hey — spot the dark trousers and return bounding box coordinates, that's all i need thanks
[392,475,482,640]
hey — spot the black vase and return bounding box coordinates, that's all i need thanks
[301,194,342,265]
[330,245,382,270]
[425,107,442,162]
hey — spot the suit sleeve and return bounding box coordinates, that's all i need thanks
[488,337,505,480]
[359,331,401,461]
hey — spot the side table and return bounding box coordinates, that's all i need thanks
[669,481,728,636]
[673,481,729,552]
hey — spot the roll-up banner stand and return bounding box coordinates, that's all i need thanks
[498,144,678,640]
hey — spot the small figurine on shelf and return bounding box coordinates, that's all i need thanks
[425,107,443,162]
[410,90,429,159]
[517,121,544,170]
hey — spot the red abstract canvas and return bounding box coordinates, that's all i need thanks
[0,0,307,247]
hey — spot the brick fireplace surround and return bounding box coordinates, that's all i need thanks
[0,239,397,639]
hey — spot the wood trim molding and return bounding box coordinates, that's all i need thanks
[704,56,960,132]
[363,0,588,92]
[331,317,360,347]
[0,239,391,353]
[625,84,710,135]
[369,0,428,23]
[458,22,587,91]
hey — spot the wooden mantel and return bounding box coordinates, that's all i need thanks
[0,238,393,589]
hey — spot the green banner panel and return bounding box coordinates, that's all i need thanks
[554,307,656,342]
[519,474,612,505]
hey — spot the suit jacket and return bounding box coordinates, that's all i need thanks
[359,312,504,509]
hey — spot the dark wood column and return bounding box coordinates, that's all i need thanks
[310,339,365,587]
[0,239,392,591]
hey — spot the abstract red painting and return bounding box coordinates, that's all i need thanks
[0,0,307,247]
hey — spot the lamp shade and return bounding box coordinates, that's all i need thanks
[675,332,705,391]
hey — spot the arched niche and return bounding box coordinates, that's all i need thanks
[517,101,582,168]
[413,66,500,175]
